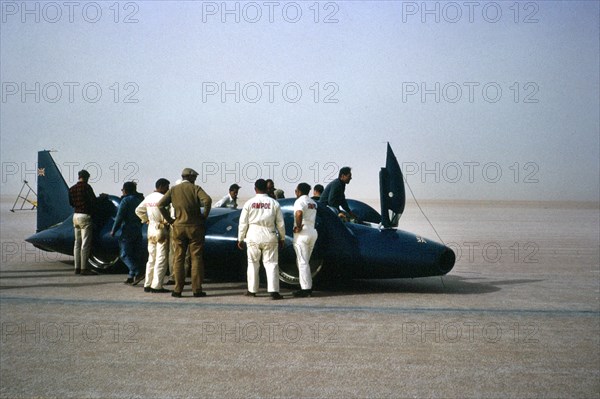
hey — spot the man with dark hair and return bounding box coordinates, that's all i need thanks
[265,179,285,199]
[111,181,145,285]
[319,166,357,219]
[158,168,212,298]
[136,178,171,293]
[265,179,276,199]
[68,169,100,275]
[292,182,318,297]
[237,179,286,300]
[214,183,241,209]
[311,184,324,201]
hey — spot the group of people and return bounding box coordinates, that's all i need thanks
[68,166,355,299]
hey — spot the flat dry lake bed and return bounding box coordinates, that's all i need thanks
[1,199,598,398]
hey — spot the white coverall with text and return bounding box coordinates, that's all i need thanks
[238,193,285,293]
[293,195,318,290]
[135,191,169,290]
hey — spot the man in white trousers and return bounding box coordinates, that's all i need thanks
[237,179,285,300]
[135,178,171,293]
[292,182,318,297]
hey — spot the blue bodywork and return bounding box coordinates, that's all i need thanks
[26,149,455,284]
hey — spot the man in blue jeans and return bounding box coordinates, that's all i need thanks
[111,181,145,285]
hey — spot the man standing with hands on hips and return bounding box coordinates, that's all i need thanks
[237,179,285,300]
[292,182,318,298]
[135,178,171,293]
[158,168,212,298]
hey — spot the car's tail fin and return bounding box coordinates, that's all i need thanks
[379,143,405,228]
[36,150,71,232]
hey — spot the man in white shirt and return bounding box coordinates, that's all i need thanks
[135,178,171,293]
[214,184,241,209]
[292,183,318,297]
[237,179,285,300]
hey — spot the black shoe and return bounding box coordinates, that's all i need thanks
[152,288,171,293]
[124,278,134,285]
[245,291,256,297]
[132,275,144,286]
[270,292,283,300]
[193,291,207,298]
[171,291,182,298]
[165,280,175,285]
[80,269,97,276]
[74,268,81,275]
[144,287,152,293]
[293,289,312,298]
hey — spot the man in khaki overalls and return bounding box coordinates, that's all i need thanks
[158,168,212,298]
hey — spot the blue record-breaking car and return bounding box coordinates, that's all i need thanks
[26,145,455,285]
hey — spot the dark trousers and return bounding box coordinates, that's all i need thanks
[120,235,144,278]
[172,224,205,294]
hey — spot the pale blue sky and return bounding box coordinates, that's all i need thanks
[1,1,598,201]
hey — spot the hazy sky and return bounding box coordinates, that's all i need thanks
[1,0,598,202]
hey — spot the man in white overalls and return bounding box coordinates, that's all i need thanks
[237,179,285,300]
[135,178,171,293]
[292,182,318,297]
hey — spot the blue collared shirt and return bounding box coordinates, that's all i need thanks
[112,193,144,240]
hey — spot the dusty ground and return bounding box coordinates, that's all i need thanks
[1,199,598,398]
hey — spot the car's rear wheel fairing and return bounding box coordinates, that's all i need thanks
[88,251,121,272]
[278,254,325,286]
